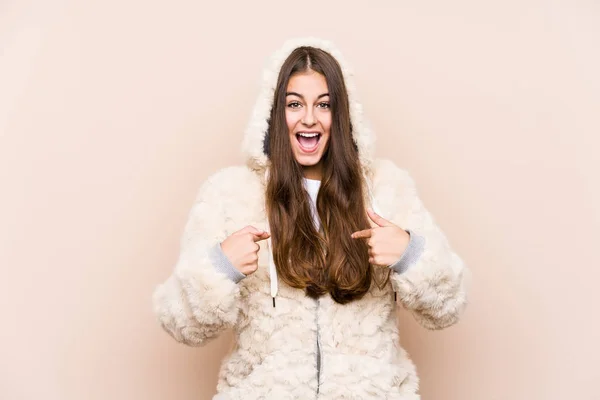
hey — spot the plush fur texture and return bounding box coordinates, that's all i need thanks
[153,38,469,399]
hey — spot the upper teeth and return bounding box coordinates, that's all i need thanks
[299,133,319,137]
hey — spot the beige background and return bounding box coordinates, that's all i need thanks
[1,0,599,399]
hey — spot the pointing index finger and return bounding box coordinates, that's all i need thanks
[351,229,372,239]
[252,231,271,242]
[235,225,264,235]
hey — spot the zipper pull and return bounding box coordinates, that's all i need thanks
[272,297,276,308]
[394,291,397,302]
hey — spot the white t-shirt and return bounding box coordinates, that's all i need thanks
[303,178,321,231]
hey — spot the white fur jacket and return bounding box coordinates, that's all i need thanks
[152,38,469,400]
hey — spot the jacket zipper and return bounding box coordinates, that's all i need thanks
[315,298,321,398]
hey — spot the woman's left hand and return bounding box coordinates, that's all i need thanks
[351,209,410,266]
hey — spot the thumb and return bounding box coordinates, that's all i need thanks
[367,208,393,228]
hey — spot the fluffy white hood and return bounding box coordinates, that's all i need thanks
[241,37,377,177]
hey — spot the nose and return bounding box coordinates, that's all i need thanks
[301,108,316,126]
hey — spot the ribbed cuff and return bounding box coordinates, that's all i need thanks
[209,243,246,283]
[389,230,426,274]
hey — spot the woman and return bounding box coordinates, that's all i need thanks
[153,38,469,399]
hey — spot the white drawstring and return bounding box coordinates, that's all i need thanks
[266,215,278,307]
[264,169,278,307]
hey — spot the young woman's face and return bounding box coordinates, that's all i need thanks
[285,70,331,180]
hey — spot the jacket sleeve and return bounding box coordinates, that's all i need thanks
[377,160,469,330]
[152,168,243,346]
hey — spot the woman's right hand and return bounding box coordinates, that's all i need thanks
[220,226,270,276]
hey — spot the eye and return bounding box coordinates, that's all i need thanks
[287,101,302,109]
[317,102,330,109]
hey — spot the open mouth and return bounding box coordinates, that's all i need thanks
[296,132,322,153]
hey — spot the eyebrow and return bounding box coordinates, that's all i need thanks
[285,92,330,100]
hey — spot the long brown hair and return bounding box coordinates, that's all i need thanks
[264,46,386,304]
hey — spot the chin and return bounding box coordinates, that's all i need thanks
[295,154,323,167]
